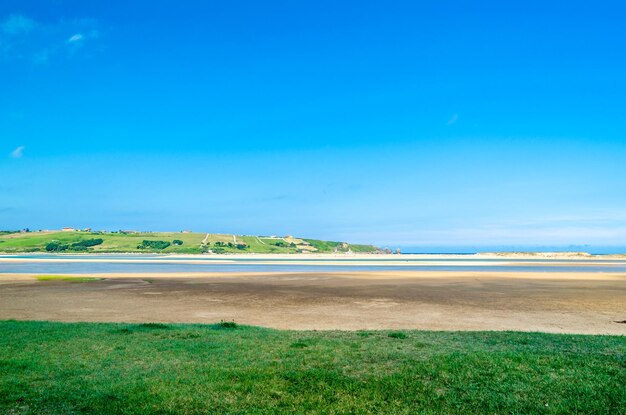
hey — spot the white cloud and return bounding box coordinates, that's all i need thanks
[446,114,459,125]
[67,33,84,43]
[1,14,36,35]
[10,145,25,158]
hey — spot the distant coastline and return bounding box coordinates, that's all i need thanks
[1,252,625,261]
[0,230,379,255]
[2,230,624,257]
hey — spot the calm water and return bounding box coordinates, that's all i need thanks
[1,254,625,274]
[2,253,626,263]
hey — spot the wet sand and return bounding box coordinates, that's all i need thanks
[1,271,625,334]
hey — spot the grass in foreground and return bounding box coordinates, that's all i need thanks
[35,275,101,282]
[0,321,624,414]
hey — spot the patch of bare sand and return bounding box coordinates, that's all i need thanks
[0,271,624,334]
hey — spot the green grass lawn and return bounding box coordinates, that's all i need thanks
[0,321,623,414]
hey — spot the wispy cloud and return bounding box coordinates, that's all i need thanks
[1,14,36,35]
[0,13,102,64]
[67,33,84,43]
[446,114,459,125]
[65,30,99,55]
[10,145,25,158]
[332,208,626,247]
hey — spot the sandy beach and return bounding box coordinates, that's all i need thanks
[1,270,624,334]
[3,252,625,260]
[2,252,625,268]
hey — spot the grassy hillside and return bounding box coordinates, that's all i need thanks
[0,321,623,414]
[0,231,379,254]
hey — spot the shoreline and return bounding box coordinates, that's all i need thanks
[3,270,626,281]
[1,270,624,334]
[0,251,626,261]
[1,252,625,261]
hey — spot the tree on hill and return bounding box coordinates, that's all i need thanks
[45,241,69,252]
[71,239,104,248]
[137,240,171,250]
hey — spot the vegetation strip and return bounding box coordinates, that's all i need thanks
[35,275,102,282]
[0,230,378,254]
[0,321,623,414]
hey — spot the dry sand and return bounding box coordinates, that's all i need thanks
[3,252,625,263]
[1,271,624,334]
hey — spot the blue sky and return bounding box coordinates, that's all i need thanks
[1,1,625,251]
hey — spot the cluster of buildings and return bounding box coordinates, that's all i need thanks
[62,227,92,232]
[59,228,193,234]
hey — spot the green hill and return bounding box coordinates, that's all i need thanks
[0,230,379,254]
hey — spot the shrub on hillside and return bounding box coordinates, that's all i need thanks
[45,241,69,252]
[216,320,238,329]
[137,240,171,250]
[172,239,183,246]
[71,238,104,248]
